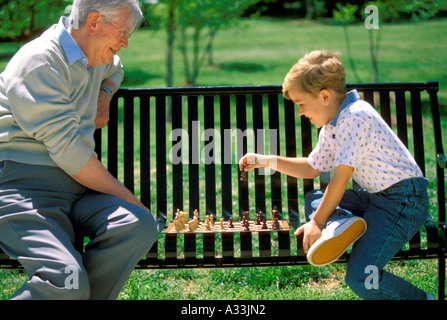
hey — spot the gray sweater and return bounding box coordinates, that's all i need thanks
[0,17,123,175]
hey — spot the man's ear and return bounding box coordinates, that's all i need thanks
[86,11,101,35]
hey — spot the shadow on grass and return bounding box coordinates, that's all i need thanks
[219,62,266,73]
[0,53,15,61]
[122,68,163,86]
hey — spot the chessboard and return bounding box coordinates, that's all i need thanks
[165,219,290,234]
[164,208,291,234]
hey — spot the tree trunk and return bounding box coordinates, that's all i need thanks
[166,1,175,87]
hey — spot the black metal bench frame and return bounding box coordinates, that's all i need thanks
[1,81,446,299]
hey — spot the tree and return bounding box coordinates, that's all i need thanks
[333,3,362,82]
[363,3,381,83]
[143,0,258,86]
[176,0,259,86]
[0,0,70,45]
[362,0,447,82]
[334,0,447,83]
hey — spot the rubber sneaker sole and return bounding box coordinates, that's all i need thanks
[307,217,367,266]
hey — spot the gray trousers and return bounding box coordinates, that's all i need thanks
[0,161,159,300]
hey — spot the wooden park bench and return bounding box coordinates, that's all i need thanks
[1,81,446,299]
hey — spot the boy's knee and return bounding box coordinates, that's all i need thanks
[304,189,325,219]
[304,189,324,202]
[345,269,364,294]
[345,265,379,300]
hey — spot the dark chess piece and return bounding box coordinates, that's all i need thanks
[272,216,280,230]
[255,211,262,225]
[262,217,268,229]
[228,217,234,228]
[271,206,281,230]
[272,206,278,219]
[243,216,250,231]
[240,169,247,181]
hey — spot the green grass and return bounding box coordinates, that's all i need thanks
[0,17,446,300]
[117,260,438,300]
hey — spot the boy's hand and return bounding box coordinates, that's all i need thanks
[294,220,325,253]
[239,153,270,172]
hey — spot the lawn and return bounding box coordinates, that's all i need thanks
[0,17,446,301]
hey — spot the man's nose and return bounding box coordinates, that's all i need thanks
[120,37,129,48]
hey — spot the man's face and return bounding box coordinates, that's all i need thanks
[88,8,133,66]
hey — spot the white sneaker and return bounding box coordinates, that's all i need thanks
[307,216,367,266]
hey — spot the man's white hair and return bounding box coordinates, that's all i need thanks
[69,0,143,31]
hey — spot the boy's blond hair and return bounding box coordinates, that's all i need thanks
[282,50,346,99]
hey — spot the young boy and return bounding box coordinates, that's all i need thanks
[239,50,432,300]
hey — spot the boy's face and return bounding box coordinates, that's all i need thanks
[287,86,339,129]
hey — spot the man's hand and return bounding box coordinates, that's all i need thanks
[96,89,112,129]
[71,155,150,213]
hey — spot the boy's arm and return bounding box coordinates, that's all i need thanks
[294,164,354,252]
[239,153,321,179]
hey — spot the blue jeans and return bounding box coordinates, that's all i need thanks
[305,177,430,300]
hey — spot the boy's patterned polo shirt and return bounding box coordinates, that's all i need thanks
[308,90,423,193]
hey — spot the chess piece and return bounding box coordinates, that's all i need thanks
[272,216,280,230]
[255,211,262,225]
[204,215,211,230]
[187,214,200,232]
[188,219,198,232]
[262,217,268,229]
[272,206,280,230]
[228,217,234,228]
[240,167,247,181]
[272,206,278,219]
[193,209,201,227]
[180,211,187,224]
[219,218,225,229]
[174,212,186,231]
[243,216,250,231]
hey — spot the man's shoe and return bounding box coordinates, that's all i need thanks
[307,216,367,266]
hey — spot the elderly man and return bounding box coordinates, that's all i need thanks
[0,0,158,300]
